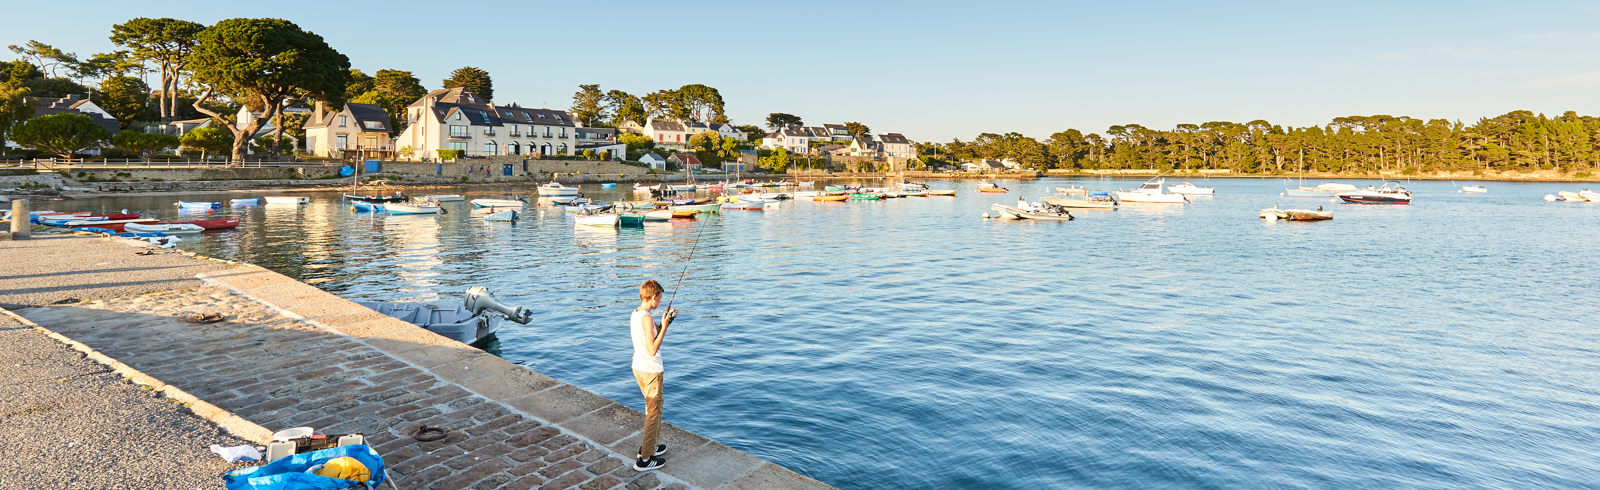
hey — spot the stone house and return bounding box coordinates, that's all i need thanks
[394,87,577,160]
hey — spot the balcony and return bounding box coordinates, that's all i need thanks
[558,135,568,139]
[483,130,497,137]
[542,134,553,139]
[448,133,471,139]
[509,132,521,137]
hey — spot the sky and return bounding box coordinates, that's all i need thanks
[5,0,1600,142]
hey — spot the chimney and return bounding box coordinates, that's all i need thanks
[65,94,81,101]
[314,101,325,124]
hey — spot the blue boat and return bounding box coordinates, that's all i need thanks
[230,198,262,206]
[351,201,386,212]
[177,201,221,209]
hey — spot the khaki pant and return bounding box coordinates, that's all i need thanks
[633,369,663,459]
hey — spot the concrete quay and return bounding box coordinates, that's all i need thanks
[3,235,832,489]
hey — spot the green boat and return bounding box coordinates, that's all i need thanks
[619,214,645,226]
[850,193,882,201]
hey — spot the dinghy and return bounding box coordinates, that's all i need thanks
[230,198,262,206]
[351,201,385,212]
[126,222,205,234]
[164,218,239,230]
[721,201,765,210]
[643,209,673,221]
[471,197,528,208]
[386,203,441,215]
[176,201,221,209]
[575,213,620,227]
[354,287,533,345]
[483,210,517,222]
[989,203,1074,221]
[538,181,580,196]
[1260,205,1333,221]
[1167,182,1215,195]
[263,196,309,205]
[422,194,464,202]
[345,194,406,203]
[671,203,721,213]
[813,194,848,202]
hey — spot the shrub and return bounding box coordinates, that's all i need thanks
[100,147,139,159]
[1576,171,1593,179]
[437,149,464,160]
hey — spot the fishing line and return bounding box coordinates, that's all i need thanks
[665,210,714,311]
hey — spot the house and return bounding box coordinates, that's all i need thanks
[575,127,625,160]
[26,94,119,135]
[394,87,577,160]
[761,126,812,154]
[303,102,394,159]
[962,160,1008,172]
[147,117,212,138]
[804,127,831,144]
[877,133,913,158]
[711,123,746,141]
[821,124,851,141]
[643,120,688,149]
[617,120,646,135]
[847,136,881,157]
[670,153,701,171]
[640,152,667,170]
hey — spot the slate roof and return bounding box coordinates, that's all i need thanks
[304,103,392,133]
[649,120,686,132]
[823,123,848,135]
[671,153,701,165]
[27,96,119,134]
[878,133,910,144]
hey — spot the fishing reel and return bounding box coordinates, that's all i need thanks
[464,286,533,324]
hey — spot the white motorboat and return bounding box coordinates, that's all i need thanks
[471,198,528,208]
[899,181,930,191]
[1581,189,1600,202]
[721,201,765,210]
[574,213,619,227]
[354,287,532,345]
[793,191,820,198]
[230,198,261,206]
[1167,182,1215,195]
[1043,188,1118,209]
[1460,185,1487,194]
[1558,191,1586,202]
[1115,178,1189,204]
[423,194,465,202]
[989,202,1074,221]
[1337,181,1413,204]
[386,203,441,215]
[125,222,205,234]
[1259,205,1333,221]
[538,181,580,196]
[263,196,309,205]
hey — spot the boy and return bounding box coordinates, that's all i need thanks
[631,280,676,471]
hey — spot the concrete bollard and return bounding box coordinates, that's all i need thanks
[10,199,29,239]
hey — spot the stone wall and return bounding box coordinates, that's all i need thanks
[374,158,674,183]
[65,166,342,182]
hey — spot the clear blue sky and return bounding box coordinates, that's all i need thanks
[6,1,1599,142]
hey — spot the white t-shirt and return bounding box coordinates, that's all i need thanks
[631,309,663,373]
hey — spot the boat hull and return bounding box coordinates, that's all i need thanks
[355,300,499,345]
[575,214,619,227]
[471,199,526,208]
[1337,194,1411,204]
[1115,192,1188,203]
[1042,197,1116,209]
[386,204,441,214]
[263,196,309,205]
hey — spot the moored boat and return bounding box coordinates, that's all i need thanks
[643,209,673,221]
[483,210,517,221]
[1337,181,1412,204]
[354,286,533,345]
[813,194,848,202]
[344,194,406,203]
[1116,178,1189,204]
[351,201,385,212]
[1461,185,1487,194]
[928,189,957,196]
[1043,188,1117,209]
[126,222,206,234]
[1285,182,1358,197]
[1167,182,1215,195]
[423,194,465,202]
[1259,205,1333,221]
[164,218,239,230]
[1557,191,1587,202]
[989,203,1074,221]
[671,203,721,213]
[176,201,221,209]
[386,203,442,215]
[263,196,309,205]
[1581,189,1600,202]
[539,181,581,196]
[721,200,765,210]
[976,182,1008,193]
[230,198,262,206]
[574,213,620,227]
[471,197,529,208]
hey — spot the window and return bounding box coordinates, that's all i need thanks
[484,141,497,154]
[363,121,381,130]
[363,136,378,149]
[557,143,566,154]
[449,125,468,137]
[509,125,519,136]
[335,134,348,149]
[454,112,461,120]
[448,142,467,150]
[338,115,347,127]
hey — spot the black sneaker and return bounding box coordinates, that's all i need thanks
[634,456,666,472]
[637,444,667,459]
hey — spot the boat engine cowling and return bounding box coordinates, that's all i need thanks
[464,286,533,324]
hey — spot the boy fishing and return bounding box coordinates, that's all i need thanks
[630,280,676,471]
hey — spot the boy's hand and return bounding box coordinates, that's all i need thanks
[663,309,678,326]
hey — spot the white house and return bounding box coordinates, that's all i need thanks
[847,136,881,157]
[643,120,688,149]
[878,133,913,158]
[303,102,393,159]
[821,123,851,141]
[640,152,667,170]
[761,126,812,154]
[395,87,577,160]
[711,123,746,141]
[574,127,625,160]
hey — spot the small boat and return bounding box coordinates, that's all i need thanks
[1338,181,1412,204]
[176,201,221,209]
[1558,191,1586,202]
[164,218,239,230]
[671,203,722,213]
[824,185,848,192]
[41,213,140,225]
[263,196,309,205]
[1259,205,1333,221]
[1460,185,1487,194]
[928,190,957,196]
[386,203,442,215]
[613,201,655,210]
[643,209,673,221]
[849,193,882,201]
[230,198,262,206]
[976,182,1008,193]
[351,201,385,212]
[125,222,205,234]
[813,194,848,202]
[798,181,815,188]
[899,181,930,191]
[671,209,699,219]
[471,197,528,208]
[601,183,617,189]
[575,213,620,227]
[1582,190,1600,202]
[1167,182,1215,195]
[1285,182,1358,197]
[539,181,580,196]
[1116,178,1189,204]
[422,194,465,202]
[1043,188,1118,209]
[565,203,610,213]
[721,201,765,210]
[483,210,517,222]
[619,213,645,226]
[355,287,533,345]
[345,194,406,203]
[793,191,821,198]
[990,203,1074,221]
[549,196,589,205]
[60,218,156,231]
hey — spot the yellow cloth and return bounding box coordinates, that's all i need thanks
[314,457,370,482]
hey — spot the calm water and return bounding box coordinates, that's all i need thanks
[50,178,1600,488]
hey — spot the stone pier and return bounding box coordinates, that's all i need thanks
[6,235,831,489]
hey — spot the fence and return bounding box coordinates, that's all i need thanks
[5,159,346,171]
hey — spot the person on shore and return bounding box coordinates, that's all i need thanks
[631,280,676,471]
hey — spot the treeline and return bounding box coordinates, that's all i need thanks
[928,111,1600,175]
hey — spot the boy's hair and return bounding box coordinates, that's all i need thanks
[640,280,664,301]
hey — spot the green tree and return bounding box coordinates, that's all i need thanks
[360,69,427,133]
[766,113,801,130]
[187,18,350,161]
[110,18,205,121]
[604,90,645,125]
[618,133,655,158]
[443,66,492,100]
[112,130,179,158]
[642,89,679,120]
[570,84,605,126]
[20,78,88,98]
[7,41,76,78]
[0,85,34,153]
[11,113,110,158]
[843,121,870,138]
[758,147,790,172]
[675,84,725,123]
[179,125,232,159]
[733,124,765,141]
[344,68,374,104]
[0,60,42,86]
[96,76,153,128]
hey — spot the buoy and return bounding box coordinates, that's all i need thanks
[1544,194,1558,202]
[1279,192,1285,197]
[981,213,990,219]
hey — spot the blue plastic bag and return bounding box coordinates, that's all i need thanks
[223,444,386,490]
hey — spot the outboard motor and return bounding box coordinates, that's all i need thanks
[464,286,533,324]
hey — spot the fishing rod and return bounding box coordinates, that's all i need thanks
[665,210,715,311]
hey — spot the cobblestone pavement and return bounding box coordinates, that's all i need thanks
[0,313,252,490]
[16,260,832,489]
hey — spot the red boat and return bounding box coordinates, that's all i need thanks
[158,218,240,230]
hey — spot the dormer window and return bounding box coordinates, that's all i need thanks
[454,112,461,120]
